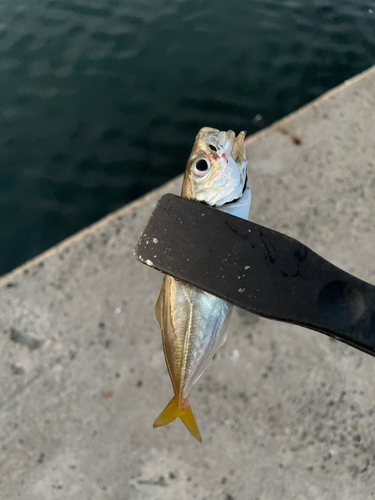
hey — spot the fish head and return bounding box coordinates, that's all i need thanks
[181,127,248,206]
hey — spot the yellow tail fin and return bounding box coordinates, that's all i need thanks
[153,396,202,443]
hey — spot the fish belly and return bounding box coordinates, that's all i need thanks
[155,275,232,402]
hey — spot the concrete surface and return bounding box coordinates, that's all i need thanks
[1,65,375,500]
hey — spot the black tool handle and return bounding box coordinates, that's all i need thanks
[134,194,375,356]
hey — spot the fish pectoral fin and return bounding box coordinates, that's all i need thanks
[153,396,202,443]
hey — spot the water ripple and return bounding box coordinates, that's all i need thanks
[0,0,375,274]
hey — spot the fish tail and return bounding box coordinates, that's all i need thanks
[153,396,202,443]
[179,398,202,443]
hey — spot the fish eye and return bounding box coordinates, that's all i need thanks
[208,144,217,152]
[193,158,210,176]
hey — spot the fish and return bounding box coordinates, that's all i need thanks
[153,127,251,442]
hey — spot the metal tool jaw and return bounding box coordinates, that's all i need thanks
[134,194,375,357]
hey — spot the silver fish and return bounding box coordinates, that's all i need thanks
[153,127,251,442]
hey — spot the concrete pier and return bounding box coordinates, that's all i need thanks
[1,66,375,499]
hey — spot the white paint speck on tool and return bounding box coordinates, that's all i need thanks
[152,238,158,244]
[145,259,154,267]
[230,350,239,364]
[244,265,250,270]
[238,288,245,293]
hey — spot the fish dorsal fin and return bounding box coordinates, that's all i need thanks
[155,277,165,328]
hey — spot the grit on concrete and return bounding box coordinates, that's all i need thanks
[1,66,375,500]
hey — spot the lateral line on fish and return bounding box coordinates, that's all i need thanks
[179,286,194,405]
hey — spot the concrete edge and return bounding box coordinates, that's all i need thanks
[0,175,182,286]
[245,64,375,145]
[1,64,374,286]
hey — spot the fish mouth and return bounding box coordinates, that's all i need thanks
[195,127,247,163]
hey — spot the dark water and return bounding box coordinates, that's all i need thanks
[1,0,374,276]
